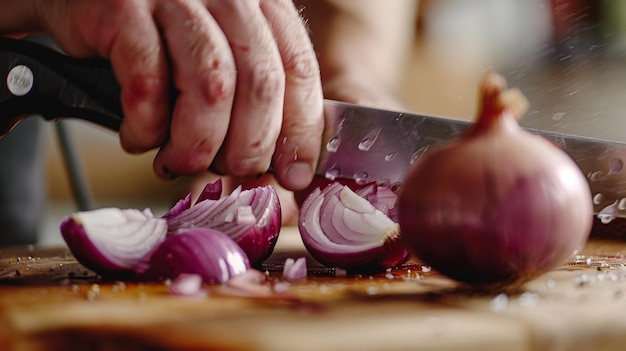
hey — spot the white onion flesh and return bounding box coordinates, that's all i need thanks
[60,208,167,275]
[298,182,408,270]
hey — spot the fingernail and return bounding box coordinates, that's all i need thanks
[285,162,313,190]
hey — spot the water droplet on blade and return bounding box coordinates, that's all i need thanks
[385,152,397,161]
[358,128,381,151]
[593,193,604,205]
[410,146,430,164]
[326,136,340,152]
[325,164,341,180]
[353,170,369,185]
[597,200,619,224]
[552,112,566,121]
[588,171,604,181]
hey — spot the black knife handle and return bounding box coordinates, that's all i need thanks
[0,37,123,136]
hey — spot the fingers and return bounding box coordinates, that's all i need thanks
[206,0,286,177]
[260,0,324,191]
[151,0,237,178]
[61,0,323,187]
[104,1,171,154]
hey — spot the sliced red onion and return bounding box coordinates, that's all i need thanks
[162,194,192,218]
[162,179,223,219]
[298,182,410,270]
[134,228,250,284]
[168,273,208,298]
[60,208,167,276]
[355,184,398,220]
[282,257,307,281]
[166,185,281,265]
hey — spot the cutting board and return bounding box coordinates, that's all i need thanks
[2,226,626,351]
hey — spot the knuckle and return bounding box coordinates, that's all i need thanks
[284,117,323,136]
[197,61,237,105]
[283,50,320,84]
[121,73,168,109]
[249,61,285,104]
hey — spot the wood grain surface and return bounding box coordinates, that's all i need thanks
[2,227,626,351]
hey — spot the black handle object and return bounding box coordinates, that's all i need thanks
[0,37,123,136]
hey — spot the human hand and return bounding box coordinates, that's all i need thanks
[35,0,324,191]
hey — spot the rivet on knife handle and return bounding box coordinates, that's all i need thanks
[0,37,123,136]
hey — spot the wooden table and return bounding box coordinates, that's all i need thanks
[2,227,626,351]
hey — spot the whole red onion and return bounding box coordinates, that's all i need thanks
[397,72,593,284]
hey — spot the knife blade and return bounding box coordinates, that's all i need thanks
[320,100,626,221]
[1,37,625,220]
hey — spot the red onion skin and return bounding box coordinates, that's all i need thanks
[60,209,167,278]
[162,179,222,219]
[231,190,281,266]
[60,217,133,277]
[162,194,192,219]
[235,224,280,267]
[303,235,409,272]
[134,228,250,284]
[398,73,592,284]
[195,178,223,203]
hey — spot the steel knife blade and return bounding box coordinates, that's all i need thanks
[318,100,626,221]
[1,37,625,220]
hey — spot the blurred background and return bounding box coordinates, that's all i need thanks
[37,0,626,244]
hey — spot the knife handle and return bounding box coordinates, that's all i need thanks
[0,37,123,136]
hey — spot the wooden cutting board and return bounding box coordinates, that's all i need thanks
[2,227,626,351]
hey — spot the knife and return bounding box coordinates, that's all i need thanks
[2,37,625,220]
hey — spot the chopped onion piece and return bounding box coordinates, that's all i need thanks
[166,185,281,265]
[134,228,250,284]
[282,257,307,281]
[195,178,223,203]
[60,208,167,275]
[298,182,409,270]
[169,273,208,298]
[237,206,257,225]
[162,194,191,219]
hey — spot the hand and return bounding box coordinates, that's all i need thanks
[35,0,324,191]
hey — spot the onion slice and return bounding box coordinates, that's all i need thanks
[134,228,250,284]
[298,182,409,270]
[60,208,167,276]
[195,178,223,203]
[162,179,223,219]
[165,184,281,265]
[168,273,208,298]
[282,257,307,281]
